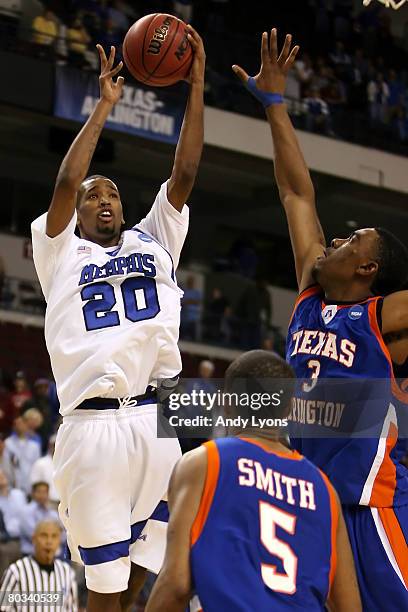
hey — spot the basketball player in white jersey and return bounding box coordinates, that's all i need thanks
[30,27,205,612]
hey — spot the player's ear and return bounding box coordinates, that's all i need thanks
[357,260,378,277]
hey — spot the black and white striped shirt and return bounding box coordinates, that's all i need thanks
[0,556,78,612]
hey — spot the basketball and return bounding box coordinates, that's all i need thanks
[123,13,193,87]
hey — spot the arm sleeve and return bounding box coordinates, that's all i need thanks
[136,180,189,269]
[31,211,78,301]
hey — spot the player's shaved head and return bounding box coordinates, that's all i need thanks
[76,175,119,209]
[224,350,295,420]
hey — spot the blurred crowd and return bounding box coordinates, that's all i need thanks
[0,1,407,152]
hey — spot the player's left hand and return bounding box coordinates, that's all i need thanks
[97,44,124,105]
[232,29,299,95]
[185,25,206,85]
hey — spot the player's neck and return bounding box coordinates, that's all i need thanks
[236,431,293,455]
[322,280,372,303]
[80,230,122,248]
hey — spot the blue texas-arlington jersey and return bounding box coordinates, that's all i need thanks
[287,286,408,507]
[190,438,337,612]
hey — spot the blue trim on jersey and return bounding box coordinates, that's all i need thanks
[132,226,176,282]
[79,500,169,565]
[79,538,130,565]
[130,500,169,544]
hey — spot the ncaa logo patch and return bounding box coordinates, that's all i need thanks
[348,305,364,320]
[322,305,338,325]
[138,232,153,243]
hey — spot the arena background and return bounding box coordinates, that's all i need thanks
[0,0,408,609]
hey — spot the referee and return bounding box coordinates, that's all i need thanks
[0,520,78,611]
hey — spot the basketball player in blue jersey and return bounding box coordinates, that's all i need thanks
[31,28,205,612]
[233,29,408,610]
[145,350,361,611]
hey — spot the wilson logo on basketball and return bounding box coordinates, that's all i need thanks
[148,16,173,55]
[175,31,189,61]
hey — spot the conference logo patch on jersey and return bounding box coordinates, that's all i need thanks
[138,232,153,243]
[348,305,364,320]
[321,304,338,325]
[77,245,92,255]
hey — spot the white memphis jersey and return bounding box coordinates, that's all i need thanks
[31,180,188,415]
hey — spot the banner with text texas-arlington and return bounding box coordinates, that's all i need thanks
[54,65,186,144]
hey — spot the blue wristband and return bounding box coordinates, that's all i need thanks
[246,77,284,108]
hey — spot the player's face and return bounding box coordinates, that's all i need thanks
[312,228,380,289]
[77,178,124,245]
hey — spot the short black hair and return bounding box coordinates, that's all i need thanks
[32,481,49,492]
[76,174,110,209]
[224,350,295,420]
[372,228,408,295]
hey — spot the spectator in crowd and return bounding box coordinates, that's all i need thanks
[204,287,231,344]
[294,52,314,96]
[22,378,53,453]
[173,0,193,24]
[387,69,404,120]
[181,360,216,453]
[19,482,59,556]
[180,275,202,341]
[0,520,78,611]
[30,435,59,509]
[0,434,12,483]
[100,17,122,54]
[303,87,332,135]
[9,372,31,412]
[235,281,262,350]
[22,408,43,451]
[107,0,130,33]
[329,40,351,77]
[0,392,17,438]
[31,8,59,55]
[367,72,390,124]
[67,14,92,68]
[0,468,26,576]
[4,416,41,495]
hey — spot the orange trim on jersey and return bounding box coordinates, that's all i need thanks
[319,295,376,311]
[368,298,408,403]
[318,469,338,588]
[238,437,303,460]
[288,285,321,328]
[378,507,408,587]
[369,421,398,507]
[190,441,220,547]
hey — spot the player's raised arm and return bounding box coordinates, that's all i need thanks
[233,29,326,292]
[167,25,205,212]
[46,45,124,238]
[145,447,207,612]
[328,492,362,612]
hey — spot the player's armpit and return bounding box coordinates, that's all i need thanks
[145,446,207,612]
[327,493,362,612]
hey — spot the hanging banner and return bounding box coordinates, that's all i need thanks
[54,65,186,144]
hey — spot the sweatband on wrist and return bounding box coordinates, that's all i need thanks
[246,77,284,108]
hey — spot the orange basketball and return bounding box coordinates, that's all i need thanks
[123,13,193,87]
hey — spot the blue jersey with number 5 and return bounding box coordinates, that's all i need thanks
[190,438,337,612]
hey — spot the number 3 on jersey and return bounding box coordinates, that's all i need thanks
[81,277,160,331]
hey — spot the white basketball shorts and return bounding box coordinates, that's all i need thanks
[53,404,181,594]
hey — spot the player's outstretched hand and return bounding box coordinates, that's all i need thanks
[97,44,124,105]
[232,29,299,95]
[185,25,206,85]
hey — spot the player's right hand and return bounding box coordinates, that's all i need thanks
[232,29,299,95]
[97,44,124,105]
